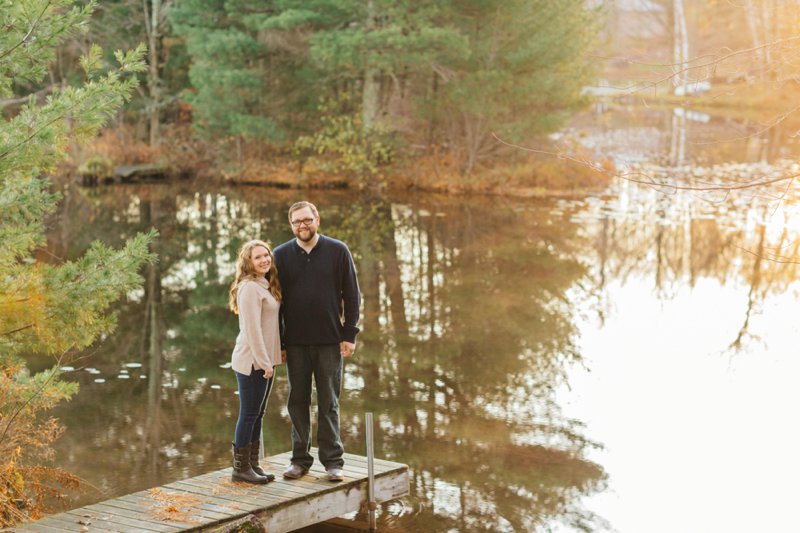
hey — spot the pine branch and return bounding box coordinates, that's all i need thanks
[0,324,34,337]
[0,0,53,62]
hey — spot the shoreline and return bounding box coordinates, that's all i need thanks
[65,129,612,200]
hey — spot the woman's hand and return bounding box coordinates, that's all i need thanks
[281,350,287,364]
[264,366,274,378]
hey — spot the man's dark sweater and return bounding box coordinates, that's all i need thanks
[274,234,361,346]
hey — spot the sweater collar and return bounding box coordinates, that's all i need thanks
[294,233,325,253]
[250,276,270,289]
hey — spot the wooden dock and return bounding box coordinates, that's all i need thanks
[7,450,409,533]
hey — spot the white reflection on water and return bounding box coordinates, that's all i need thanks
[44,178,800,531]
[558,187,800,533]
[391,204,454,340]
[170,193,245,288]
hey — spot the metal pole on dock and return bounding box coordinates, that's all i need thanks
[366,412,377,532]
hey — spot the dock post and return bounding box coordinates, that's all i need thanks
[366,412,377,532]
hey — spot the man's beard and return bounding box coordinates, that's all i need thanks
[297,227,317,242]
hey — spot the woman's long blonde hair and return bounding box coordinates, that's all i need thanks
[229,240,282,314]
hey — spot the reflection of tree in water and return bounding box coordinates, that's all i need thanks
[333,196,608,532]
[581,191,800,351]
[41,185,607,530]
[42,184,236,502]
[43,185,330,505]
[728,206,800,351]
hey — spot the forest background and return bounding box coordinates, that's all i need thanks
[11,0,609,197]
[3,0,800,526]
[8,1,797,194]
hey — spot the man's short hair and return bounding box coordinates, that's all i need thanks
[288,201,319,221]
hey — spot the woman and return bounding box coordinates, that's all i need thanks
[228,240,282,484]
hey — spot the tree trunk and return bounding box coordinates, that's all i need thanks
[745,0,764,81]
[761,0,776,78]
[730,212,767,350]
[361,0,380,129]
[145,0,162,146]
[382,206,409,337]
[668,108,686,165]
[673,0,690,87]
[427,72,439,148]
[361,228,381,336]
[141,195,163,483]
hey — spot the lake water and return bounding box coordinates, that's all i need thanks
[31,105,800,532]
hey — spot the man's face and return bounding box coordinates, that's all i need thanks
[290,207,319,243]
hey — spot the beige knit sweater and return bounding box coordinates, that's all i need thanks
[230,278,281,375]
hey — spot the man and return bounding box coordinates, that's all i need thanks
[273,201,360,482]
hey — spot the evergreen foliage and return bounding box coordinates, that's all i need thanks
[169,0,284,141]
[0,0,154,525]
[171,0,599,175]
[437,0,598,173]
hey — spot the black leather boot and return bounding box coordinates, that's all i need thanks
[249,441,276,482]
[231,443,268,484]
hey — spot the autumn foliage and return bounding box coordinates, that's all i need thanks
[1,0,154,526]
[0,362,80,527]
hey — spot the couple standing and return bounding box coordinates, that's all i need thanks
[228,200,360,484]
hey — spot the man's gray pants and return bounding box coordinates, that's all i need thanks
[286,343,344,469]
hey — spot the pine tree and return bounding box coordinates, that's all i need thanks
[0,0,153,525]
[169,0,284,142]
[172,0,599,176]
[437,0,599,173]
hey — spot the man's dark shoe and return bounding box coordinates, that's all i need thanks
[283,463,309,479]
[326,467,344,482]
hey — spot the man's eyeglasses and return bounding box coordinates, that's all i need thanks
[291,218,316,227]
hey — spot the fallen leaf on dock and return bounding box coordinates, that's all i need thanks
[146,487,203,523]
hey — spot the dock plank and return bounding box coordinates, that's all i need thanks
[7,450,409,533]
[118,492,234,524]
[41,511,144,533]
[82,503,186,531]
[63,509,170,533]
[10,523,71,533]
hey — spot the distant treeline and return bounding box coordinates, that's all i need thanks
[15,1,602,184]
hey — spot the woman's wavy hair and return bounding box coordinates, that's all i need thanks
[229,240,282,314]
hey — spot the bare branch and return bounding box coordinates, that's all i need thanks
[0,83,56,108]
[0,324,34,337]
[0,348,72,444]
[589,34,800,95]
[735,244,800,265]
[490,132,800,193]
[694,102,800,146]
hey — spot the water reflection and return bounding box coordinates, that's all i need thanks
[36,184,606,531]
[575,103,800,168]
[557,188,800,533]
[34,177,800,531]
[570,182,800,350]
[335,195,608,531]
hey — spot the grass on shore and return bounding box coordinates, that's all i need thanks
[609,78,800,123]
[65,124,611,198]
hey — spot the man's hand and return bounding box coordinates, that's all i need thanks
[281,350,287,364]
[265,366,274,379]
[340,341,356,358]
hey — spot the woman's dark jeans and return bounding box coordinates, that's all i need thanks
[234,367,274,449]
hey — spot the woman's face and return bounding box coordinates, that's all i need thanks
[251,246,272,276]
